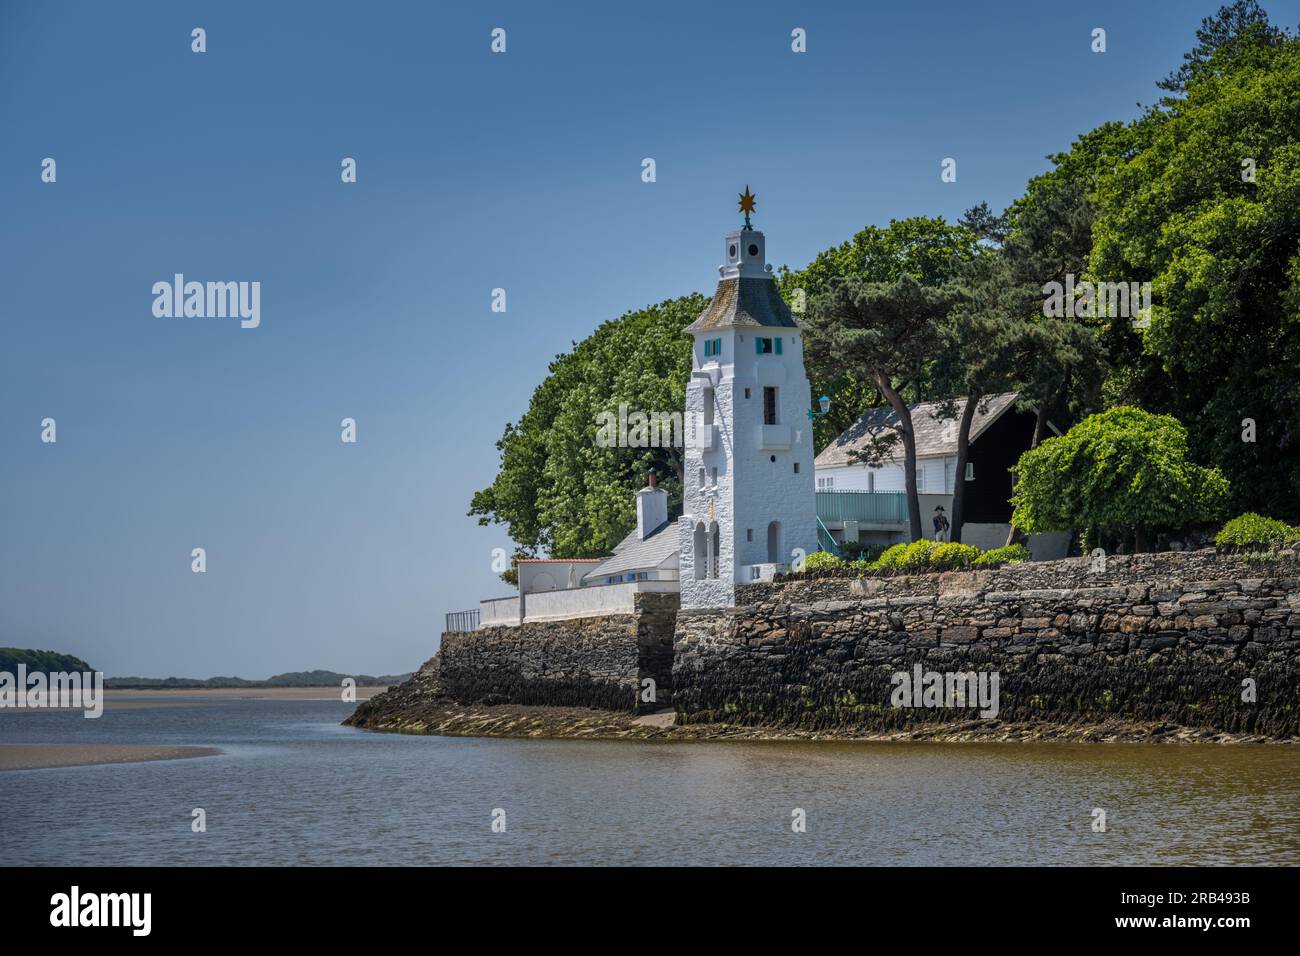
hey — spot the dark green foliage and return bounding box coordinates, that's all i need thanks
[1214,512,1300,549]
[0,648,92,673]
[1012,407,1230,550]
[469,295,701,569]
[972,544,1032,567]
[928,543,982,570]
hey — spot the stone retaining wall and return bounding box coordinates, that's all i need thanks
[438,591,677,712]
[674,549,1300,736]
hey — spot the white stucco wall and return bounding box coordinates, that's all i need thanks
[518,560,602,595]
[522,580,678,622]
[480,596,521,628]
[679,286,817,609]
[816,456,956,495]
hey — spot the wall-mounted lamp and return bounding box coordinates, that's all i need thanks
[807,395,831,421]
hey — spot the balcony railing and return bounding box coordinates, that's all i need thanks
[445,608,480,632]
[816,490,908,525]
[816,516,840,556]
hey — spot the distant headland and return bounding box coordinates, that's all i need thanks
[0,649,408,689]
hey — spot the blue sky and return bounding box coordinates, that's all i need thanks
[4,0,1297,677]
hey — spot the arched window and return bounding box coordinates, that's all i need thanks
[710,522,720,579]
[767,521,781,564]
[693,523,707,580]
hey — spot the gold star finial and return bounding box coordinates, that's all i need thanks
[738,185,757,227]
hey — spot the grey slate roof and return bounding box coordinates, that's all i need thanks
[582,520,678,582]
[684,277,801,333]
[814,392,1021,468]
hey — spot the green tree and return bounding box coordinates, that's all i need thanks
[805,275,960,542]
[1089,11,1300,520]
[469,295,701,571]
[939,172,1111,544]
[778,217,980,449]
[1010,407,1230,552]
[1158,0,1285,92]
[931,255,1037,543]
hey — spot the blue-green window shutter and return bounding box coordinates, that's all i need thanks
[776,337,783,355]
[755,338,762,355]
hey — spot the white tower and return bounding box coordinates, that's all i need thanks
[677,189,817,608]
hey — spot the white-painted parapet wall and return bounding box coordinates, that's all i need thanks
[520,580,679,623]
[480,596,522,628]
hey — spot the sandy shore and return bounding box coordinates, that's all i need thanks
[0,743,222,772]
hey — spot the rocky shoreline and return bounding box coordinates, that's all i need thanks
[342,664,1290,744]
[346,549,1300,745]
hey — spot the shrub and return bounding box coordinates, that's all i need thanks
[1011,407,1230,551]
[838,540,866,561]
[868,543,909,573]
[800,550,844,572]
[842,540,891,564]
[1214,513,1299,551]
[929,542,981,570]
[973,543,1031,567]
[896,539,938,571]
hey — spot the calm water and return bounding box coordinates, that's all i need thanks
[2,695,1298,866]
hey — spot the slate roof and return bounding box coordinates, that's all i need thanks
[814,392,1021,469]
[581,520,679,582]
[684,277,801,333]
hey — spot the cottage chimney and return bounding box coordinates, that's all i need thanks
[635,469,668,540]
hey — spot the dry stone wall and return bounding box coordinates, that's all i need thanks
[674,549,1300,736]
[438,591,677,712]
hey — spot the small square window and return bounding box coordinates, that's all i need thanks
[756,337,773,355]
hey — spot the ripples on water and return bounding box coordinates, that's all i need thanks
[2,696,1297,866]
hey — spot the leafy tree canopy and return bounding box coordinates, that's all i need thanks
[1158,0,1286,92]
[0,648,93,673]
[1011,407,1230,551]
[1088,11,1300,518]
[469,295,700,564]
[778,216,980,448]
